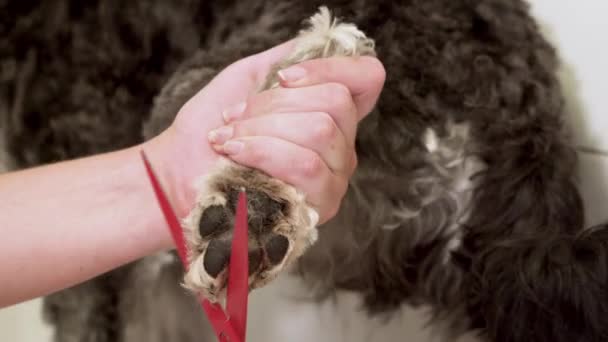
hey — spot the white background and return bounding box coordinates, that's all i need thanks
[1,1,607,341]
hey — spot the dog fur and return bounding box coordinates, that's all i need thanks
[1,1,607,341]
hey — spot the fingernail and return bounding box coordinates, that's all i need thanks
[222,102,246,122]
[208,126,234,144]
[222,140,244,155]
[278,66,307,83]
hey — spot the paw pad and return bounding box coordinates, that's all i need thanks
[181,161,319,301]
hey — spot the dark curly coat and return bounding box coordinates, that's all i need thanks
[1,1,607,341]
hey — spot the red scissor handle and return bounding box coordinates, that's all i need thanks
[141,151,248,342]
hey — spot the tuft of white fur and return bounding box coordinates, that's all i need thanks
[383,122,486,262]
[423,128,439,153]
[293,6,375,58]
[425,123,485,259]
[262,6,375,90]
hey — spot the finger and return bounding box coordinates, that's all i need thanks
[225,83,358,145]
[209,112,353,175]
[242,39,298,88]
[275,56,386,119]
[200,39,298,109]
[215,136,348,223]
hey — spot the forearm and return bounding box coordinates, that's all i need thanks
[0,144,173,307]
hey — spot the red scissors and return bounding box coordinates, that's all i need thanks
[141,150,249,342]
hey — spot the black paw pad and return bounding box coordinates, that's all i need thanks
[198,188,292,282]
[248,248,263,276]
[203,239,231,277]
[199,205,231,238]
[246,190,285,234]
[265,234,290,265]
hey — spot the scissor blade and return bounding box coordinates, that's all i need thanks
[226,190,249,341]
[140,151,189,266]
[202,299,242,342]
[141,150,244,342]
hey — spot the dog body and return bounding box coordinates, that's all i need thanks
[1,1,607,341]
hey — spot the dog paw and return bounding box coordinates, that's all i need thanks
[181,159,319,302]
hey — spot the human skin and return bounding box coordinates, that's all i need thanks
[0,40,385,308]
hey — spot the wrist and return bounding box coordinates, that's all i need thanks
[140,126,211,222]
[120,140,176,251]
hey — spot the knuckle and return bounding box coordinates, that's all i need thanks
[230,122,244,137]
[267,88,284,110]
[332,201,342,217]
[326,201,341,220]
[312,112,338,141]
[245,142,266,164]
[251,89,278,114]
[300,153,323,177]
[362,56,387,88]
[325,207,338,221]
[325,82,352,111]
[248,87,282,115]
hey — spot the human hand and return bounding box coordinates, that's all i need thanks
[208,56,385,223]
[145,40,385,225]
